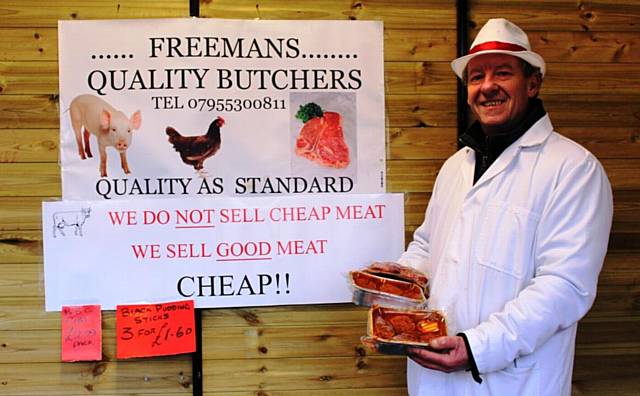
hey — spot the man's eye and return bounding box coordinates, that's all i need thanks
[469,75,482,82]
[496,71,512,77]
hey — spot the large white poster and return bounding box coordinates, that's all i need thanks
[43,194,404,311]
[58,19,385,200]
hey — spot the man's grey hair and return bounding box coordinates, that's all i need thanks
[521,59,543,79]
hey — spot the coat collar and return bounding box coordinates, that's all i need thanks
[517,113,554,148]
[460,98,547,184]
[465,112,554,190]
[459,99,547,157]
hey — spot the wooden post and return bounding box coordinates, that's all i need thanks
[456,0,469,147]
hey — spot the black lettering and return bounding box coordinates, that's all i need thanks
[87,70,107,96]
[218,69,232,89]
[203,37,219,57]
[236,275,256,295]
[109,70,126,91]
[340,176,354,192]
[149,37,164,58]
[330,69,348,89]
[222,37,244,58]
[219,275,234,296]
[258,274,272,294]
[167,37,184,57]
[348,69,362,89]
[235,177,247,194]
[177,276,195,297]
[197,275,216,297]
[264,38,284,58]
[95,179,112,199]
[185,36,202,57]
[285,38,300,58]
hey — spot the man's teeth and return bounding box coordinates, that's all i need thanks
[482,100,505,106]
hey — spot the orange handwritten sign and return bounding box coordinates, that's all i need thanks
[116,300,195,359]
[61,305,102,362]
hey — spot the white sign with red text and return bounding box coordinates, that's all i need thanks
[43,194,403,311]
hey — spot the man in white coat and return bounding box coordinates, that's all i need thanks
[397,18,613,395]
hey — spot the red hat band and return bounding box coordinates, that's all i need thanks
[469,41,528,55]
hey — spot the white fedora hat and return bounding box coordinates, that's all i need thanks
[451,18,546,79]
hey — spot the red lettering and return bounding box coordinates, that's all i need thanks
[335,204,385,220]
[216,241,272,258]
[175,209,215,225]
[143,210,170,224]
[268,206,331,222]
[276,240,327,255]
[131,244,161,259]
[219,208,264,223]
[108,210,137,225]
[166,243,212,258]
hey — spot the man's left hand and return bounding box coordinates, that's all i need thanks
[408,336,469,373]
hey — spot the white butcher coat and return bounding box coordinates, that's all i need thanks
[398,114,612,395]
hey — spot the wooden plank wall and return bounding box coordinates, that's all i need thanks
[0,1,638,395]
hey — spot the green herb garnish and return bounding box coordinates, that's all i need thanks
[295,102,324,123]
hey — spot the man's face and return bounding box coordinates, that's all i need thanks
[466,53,541,135]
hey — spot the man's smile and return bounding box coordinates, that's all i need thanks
[481,99,506,107]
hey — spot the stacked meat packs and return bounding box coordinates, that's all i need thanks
[350,261,447,353]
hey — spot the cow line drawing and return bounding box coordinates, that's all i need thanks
[53,208,91,238]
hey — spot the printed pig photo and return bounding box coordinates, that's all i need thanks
[69,94,142,177]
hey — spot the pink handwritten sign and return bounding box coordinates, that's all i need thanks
[61,305,102,361]
[116,300,195,359]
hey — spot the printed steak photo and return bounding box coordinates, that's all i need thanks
[294,102,350,168]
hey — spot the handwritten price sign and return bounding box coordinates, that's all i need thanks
[116,300,195,359]
[61,305,102,362]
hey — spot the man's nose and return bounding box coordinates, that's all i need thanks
[479,75,499,94]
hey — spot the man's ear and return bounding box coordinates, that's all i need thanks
[527,74,542,98]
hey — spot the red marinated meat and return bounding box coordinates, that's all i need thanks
[366,261,429,289]
[370,307,447,345]
[388,315,416,333]
[295,112,350,168]
[374,316,395,339]
[352,271,424,300]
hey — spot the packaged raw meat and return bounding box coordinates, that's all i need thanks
[349,262,429,308]
[361,306,448,355]
[364,262,428,290]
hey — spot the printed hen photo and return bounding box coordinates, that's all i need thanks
[166,116,224,171]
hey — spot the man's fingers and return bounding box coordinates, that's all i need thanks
[429,336,457,350]
[408,351,454,372]
[407,336,470,373]
[408,347,450,366]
